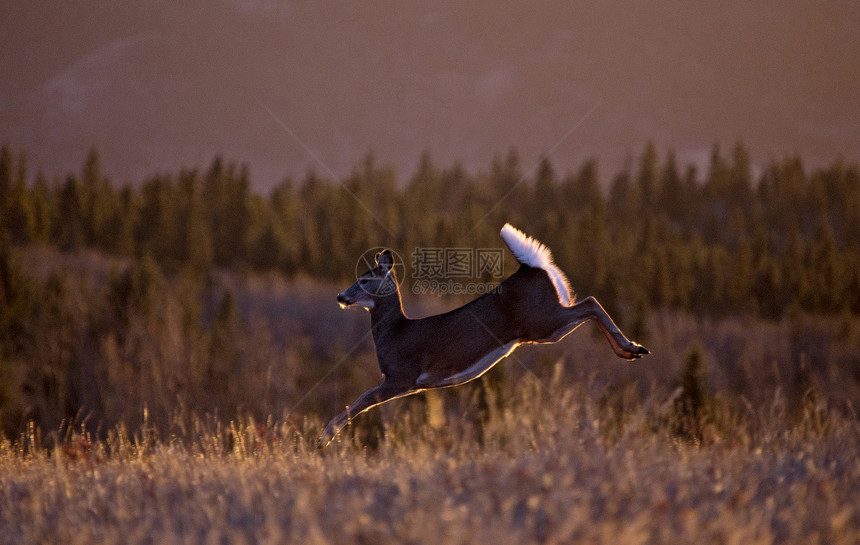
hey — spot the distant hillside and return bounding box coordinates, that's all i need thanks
[1,1,859,189]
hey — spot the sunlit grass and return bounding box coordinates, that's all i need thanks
[1,371,858,545]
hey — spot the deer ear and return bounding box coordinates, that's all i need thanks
[376,249,394,272]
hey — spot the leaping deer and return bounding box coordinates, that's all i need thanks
[319,223,649,447]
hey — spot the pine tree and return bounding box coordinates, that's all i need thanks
[532,157,557,219]
[298,171,332,274]
[0,237,33,355]
[81,148,117,248]
[808,220,845,312]
[560,158,602,215]
[270,179,300,273]
[28,175,52,244]
[178,170,213,273]
[136,175,179,263]
[660,149,684,222]
[491,148,522,198]
[633,141,660,211]
[0,146,12,230]
[608,169,631,223]
[407,151,440,209]
[205,157,253,267]
[705,142,730,199]
[108,185,137,256]
[4,151,33,244]
[55,175,87,251]
[729,141,753,202]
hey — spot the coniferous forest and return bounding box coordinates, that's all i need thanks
[3,142,859,315]
[0,141,859,436]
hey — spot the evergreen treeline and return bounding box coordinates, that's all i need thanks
[1,142,859,318]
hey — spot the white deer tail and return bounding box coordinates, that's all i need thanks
[500,223,573,306]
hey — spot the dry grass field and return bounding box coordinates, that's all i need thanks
[1,365,858,545]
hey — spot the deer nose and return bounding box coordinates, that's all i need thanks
[336,293,349,305]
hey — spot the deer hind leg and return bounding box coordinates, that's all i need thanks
[318,381,416,448]
[545,296,649,360]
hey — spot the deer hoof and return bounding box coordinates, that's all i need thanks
[318,427,336,449]
[626,344,650,360]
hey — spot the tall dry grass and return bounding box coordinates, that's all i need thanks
[1,371,858,545]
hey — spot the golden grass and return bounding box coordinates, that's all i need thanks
[1,373,858,545]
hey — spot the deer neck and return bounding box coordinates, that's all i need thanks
[369,290,406,329]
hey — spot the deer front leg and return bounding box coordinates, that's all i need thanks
[318,381,415,448]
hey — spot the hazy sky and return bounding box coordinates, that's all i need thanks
[1,1,858,190]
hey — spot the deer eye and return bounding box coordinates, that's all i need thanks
[359,278,369,286]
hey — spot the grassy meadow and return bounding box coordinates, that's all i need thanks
[1,266,859,544]
[0,369,858,544]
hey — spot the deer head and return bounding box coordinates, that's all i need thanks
[336,250,399,310]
